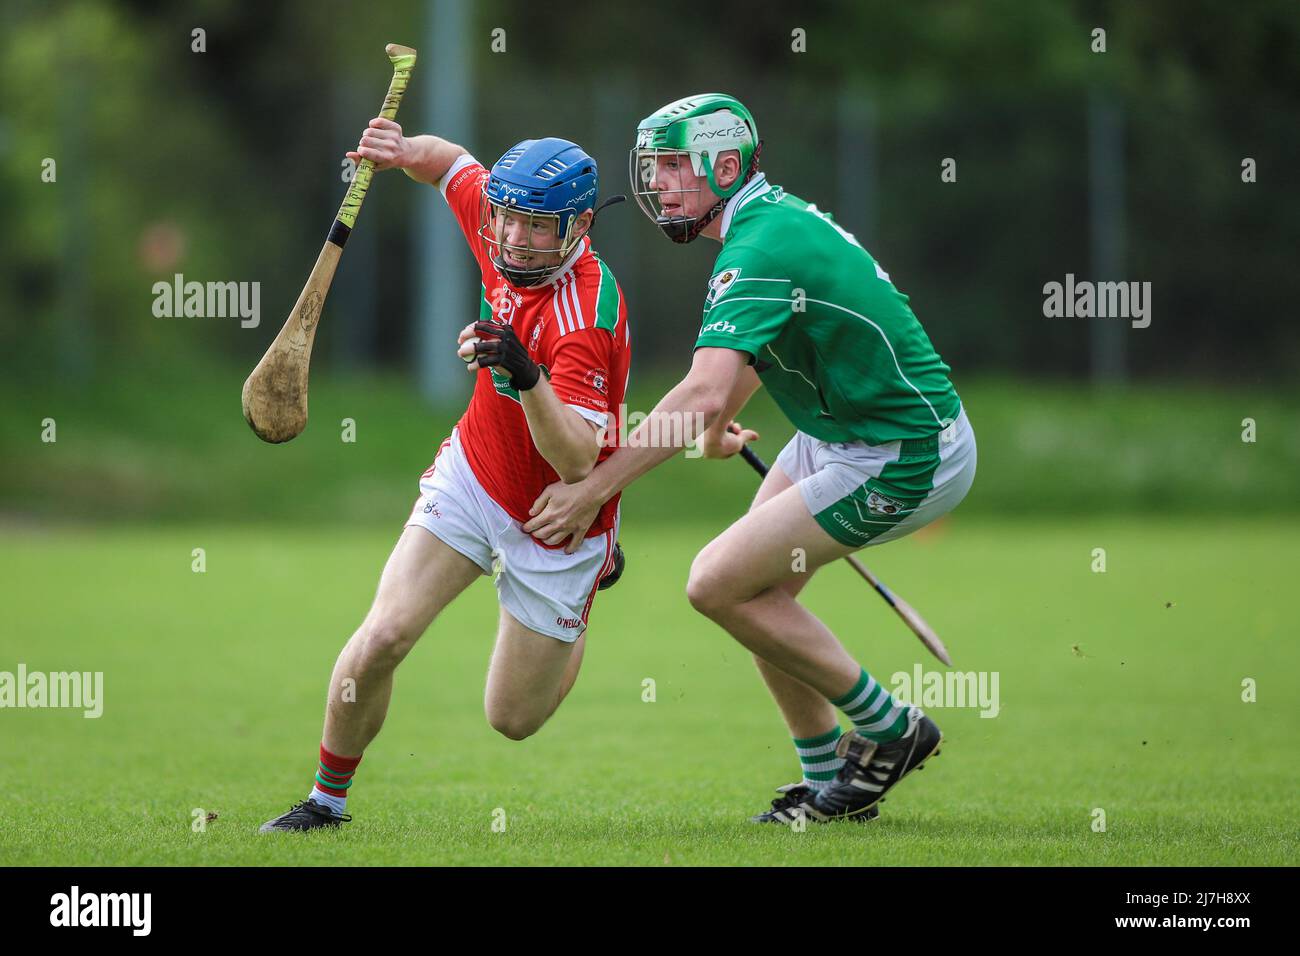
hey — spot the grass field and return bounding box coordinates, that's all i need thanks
[1,517,1296,866]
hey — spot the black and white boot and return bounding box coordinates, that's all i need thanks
[809,709,943,821]
[751,782,880,824]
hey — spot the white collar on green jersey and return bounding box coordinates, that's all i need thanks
[719,173,772,239]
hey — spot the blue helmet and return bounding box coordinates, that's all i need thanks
[481,137,599,286]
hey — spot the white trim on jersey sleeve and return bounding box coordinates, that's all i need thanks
[438,153,481,200]
[566,404,609,429]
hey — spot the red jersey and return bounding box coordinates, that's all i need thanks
[437,154,631,539]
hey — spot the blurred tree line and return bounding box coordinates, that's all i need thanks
[2,0,1297,397]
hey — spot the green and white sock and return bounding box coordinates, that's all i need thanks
[793,726,845,791]
[832,668,911,743]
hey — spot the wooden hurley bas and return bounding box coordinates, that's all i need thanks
[241,43,417,444]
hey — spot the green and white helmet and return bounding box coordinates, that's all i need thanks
[629,93,760,243]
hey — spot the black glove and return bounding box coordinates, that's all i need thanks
[472,320,542,391]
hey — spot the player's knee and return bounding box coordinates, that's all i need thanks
[686,555,730,618]
[358,617,419,668]
[486,706,542,741]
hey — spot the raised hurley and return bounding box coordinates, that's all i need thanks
[241,43,418,444]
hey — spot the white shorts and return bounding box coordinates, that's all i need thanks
[775,407,977,548]
[405,429,619,642]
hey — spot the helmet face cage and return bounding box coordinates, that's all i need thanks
[629,147,716,243]
[477,193,584,287]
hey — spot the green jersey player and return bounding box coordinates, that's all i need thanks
[525,94,977,824]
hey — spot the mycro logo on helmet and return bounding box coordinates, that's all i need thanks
[499,184,530,197]
[690,110,749,144]
[692,125,748,142]
[570,187,596,205]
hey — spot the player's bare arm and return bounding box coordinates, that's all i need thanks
[456,321,600,482]
[345,117,467,184]
[518,384,602,482]
[524,346,748,549]
[698,364,761,460]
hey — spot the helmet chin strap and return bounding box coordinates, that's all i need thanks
[655,196,725,244]
[493,255,552,287]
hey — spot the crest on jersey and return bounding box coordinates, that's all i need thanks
[862,489,905,518]
[583,367,609,395]
[528,320,543,352]
[706,267,741,304]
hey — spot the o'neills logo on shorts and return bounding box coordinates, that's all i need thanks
[556,616,582,629]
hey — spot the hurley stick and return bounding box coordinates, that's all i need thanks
[241,43,418,443]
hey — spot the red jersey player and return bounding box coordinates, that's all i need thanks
[261,118,630,833]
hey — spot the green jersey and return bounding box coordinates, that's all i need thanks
[695,174,961,445]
